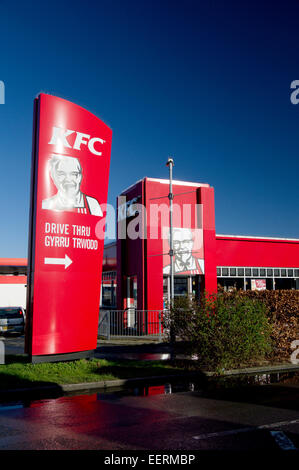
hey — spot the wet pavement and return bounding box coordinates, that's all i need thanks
[0,334,172,360]
[0,335,298,451]
[0,371,298,451]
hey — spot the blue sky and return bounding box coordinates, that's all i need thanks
[0,0,299,257]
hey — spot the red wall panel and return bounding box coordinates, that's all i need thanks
[117,180,145,310]
[216,236,299,267]
[198,187,217,293]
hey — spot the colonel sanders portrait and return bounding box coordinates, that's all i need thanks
[163,227,204,275]
[42,155,102,216]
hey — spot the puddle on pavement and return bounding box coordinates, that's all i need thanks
[96,353,171,361]
[0,371,298,411]
[209,371,299,388]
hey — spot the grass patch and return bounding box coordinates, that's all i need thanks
[0,356,186,390]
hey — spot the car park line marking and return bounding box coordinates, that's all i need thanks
[258,419,299,430]
[193,426,255,440]
[193,418,299,441]
[0,404,24,411]
[270,431,297,450]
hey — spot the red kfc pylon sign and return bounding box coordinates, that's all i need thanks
[25,94,112,361]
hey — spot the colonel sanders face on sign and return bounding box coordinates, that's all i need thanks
[51,155,82,200]
[163,227,205,275]
[42,154,103,216]
[172,228,194,266]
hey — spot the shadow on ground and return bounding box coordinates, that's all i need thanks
[0,374,64,401]
[201,372,299,411]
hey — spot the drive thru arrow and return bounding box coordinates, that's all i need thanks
[44,254,73,269]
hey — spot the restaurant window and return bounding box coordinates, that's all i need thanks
[174,277,188,297]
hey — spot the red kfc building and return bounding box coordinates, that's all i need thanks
[101,177,299,312]
[1,177,299,315]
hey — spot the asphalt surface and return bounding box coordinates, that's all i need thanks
[0,380,298,451]
[1,334,172,359]
[0,335,298,452]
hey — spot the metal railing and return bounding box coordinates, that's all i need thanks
[98,309,163,340]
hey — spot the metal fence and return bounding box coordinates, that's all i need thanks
[98,309,164,340]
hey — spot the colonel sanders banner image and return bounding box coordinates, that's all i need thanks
[42,154,102,216]
[163,227,205,275]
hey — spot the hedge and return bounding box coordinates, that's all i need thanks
[226,289,299,361]
[164,290,299,369]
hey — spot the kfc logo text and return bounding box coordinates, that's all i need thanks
[48,126,106,156]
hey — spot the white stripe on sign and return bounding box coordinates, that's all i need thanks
[44,254,72,269]
[270,431,297,450]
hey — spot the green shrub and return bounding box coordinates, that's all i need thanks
[164,292,272,370]
[226,290,299,360]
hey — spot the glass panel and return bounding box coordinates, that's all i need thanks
[218,278,244,291]
[102,284,113,307]
[266,278,274,290]
[288,269,293,277]
[237,268,244,276]
[111,282,116,307]
[0,308,23,317]
[222,268,229,276]
[245,268,251,276]
[275,278,295,289]
[267,269,273,276]
[252,268,258,276]
[192,276,201,299]
[230,268,236,276]
[133,276,138,302]
[274,269,280,277]
[260,269,266,276]
[174,277,188,296]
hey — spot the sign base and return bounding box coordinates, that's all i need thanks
[30,350,94,364]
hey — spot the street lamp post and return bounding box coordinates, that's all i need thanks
[166,157,174,307]
[166,157,175,346]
